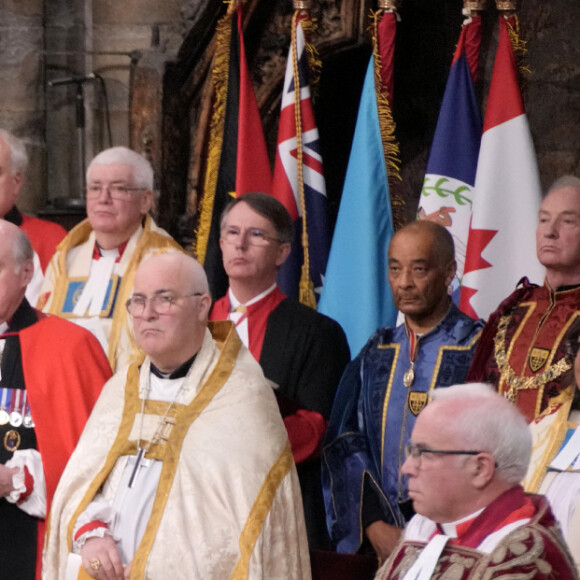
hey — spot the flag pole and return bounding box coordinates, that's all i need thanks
[373,0,404,230]
[291,0,318,309]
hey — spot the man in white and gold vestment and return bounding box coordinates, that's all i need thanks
[43,253,311,580]
[38,147,182,372]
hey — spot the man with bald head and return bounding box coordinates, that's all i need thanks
[0,220,111,580]
[45,253,311,580]
[323,221,483,559]
[469,175,580,422]
[374,383,576,580]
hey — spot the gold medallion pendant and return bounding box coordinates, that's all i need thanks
[403,364,415,388]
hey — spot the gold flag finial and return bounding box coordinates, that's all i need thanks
[377,0,399,9]
[495,0,518,11]
[293,0,311,10]
[463,0,486,12]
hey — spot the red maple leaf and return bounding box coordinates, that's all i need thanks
[459,228,498,319]
[463,228,498,276]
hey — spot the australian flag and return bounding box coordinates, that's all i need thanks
[272,15,330,304]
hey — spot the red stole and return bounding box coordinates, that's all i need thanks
[438,486,535,548]
[210,287,286,361]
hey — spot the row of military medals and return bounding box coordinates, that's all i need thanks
[0,388,34,452]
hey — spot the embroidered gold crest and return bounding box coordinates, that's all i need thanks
[408,392,428,416]
[529,347,550,373]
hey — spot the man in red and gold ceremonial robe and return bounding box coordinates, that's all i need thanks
[0,220,112,580]
[468,175,580,422]
[210,193,350,549]
[0,129,66,306]
[375,383,576,580]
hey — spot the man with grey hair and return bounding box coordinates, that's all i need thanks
[38,146,182,371]
[374,383,577,580]
[0,220,111,579]
[210,192,350,549]
[44,253,310,580]
[469,175,580,423]
[0,129,66,305]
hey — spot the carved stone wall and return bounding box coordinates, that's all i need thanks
[0,0,44,214]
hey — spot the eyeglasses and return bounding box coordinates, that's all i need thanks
[405,443,483,467]
[86,183,146,200]
[126,293,203,317]
[221,226,282,247]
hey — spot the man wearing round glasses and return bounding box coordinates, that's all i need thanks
[45,252,310,580]
[210,192,350,549]
[38,147,181,371]
[375,383,576,580]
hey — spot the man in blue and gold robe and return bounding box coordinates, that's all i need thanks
[322,221,483,559]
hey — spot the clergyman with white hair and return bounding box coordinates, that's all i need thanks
[374,383,577,580]
[0,128,66,304]
[38,146,183,371]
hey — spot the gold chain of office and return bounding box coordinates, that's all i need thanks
[494,315,572,403]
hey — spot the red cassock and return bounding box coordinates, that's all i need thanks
[15,312,111,578]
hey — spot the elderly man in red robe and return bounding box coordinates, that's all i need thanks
[0,220,111,579]
[375,383,576,580]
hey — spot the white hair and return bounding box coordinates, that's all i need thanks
[0,129,28,174]
[430,383,531,485]
[547,175,580,194]
[87,146,154,190]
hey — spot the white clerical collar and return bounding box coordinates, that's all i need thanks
[99,247,121,260]
[228,283,277,311]
[439,507,485,538]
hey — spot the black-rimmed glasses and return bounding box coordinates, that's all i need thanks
[405,443,483,466]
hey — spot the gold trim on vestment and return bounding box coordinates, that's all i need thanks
[66,362,142,550]
[495,314,572,409]
[58,275,120,319]
[230,441,294,579]
[429,331,482,390]
[67,322,242,579]
[524,386,575,493]
[46,216,182,370]
[379,343,400,474]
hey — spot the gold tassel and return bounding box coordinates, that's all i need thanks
[505,15,531,76]
[299,14,322,97]
[369,9,405,231]
[194,2,237,264]
[292,12,316,309]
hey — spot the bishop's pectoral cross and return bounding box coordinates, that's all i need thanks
[128,448,151,489]
[128,416,177,488]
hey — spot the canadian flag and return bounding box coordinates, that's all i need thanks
[460,16,545,320]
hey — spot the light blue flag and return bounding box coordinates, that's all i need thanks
[318,56,397,357]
